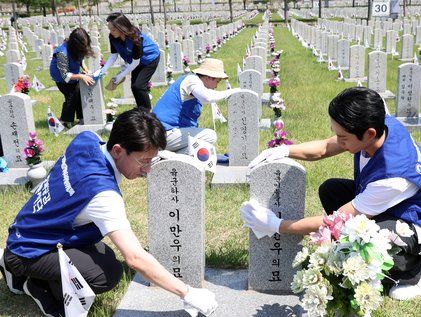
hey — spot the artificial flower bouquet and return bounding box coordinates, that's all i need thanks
[267,119,293,148]
[268,77,280,94]
[14,75,30,94]
[24,132,45,166]
[291,212,395,317]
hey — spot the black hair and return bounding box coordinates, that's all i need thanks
[66,28,93,61]
[107,108,167,154]
[328,87,386,140]
[106,12,140,45]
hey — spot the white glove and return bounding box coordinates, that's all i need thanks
[92,69,102,77]
[240,199,282,238]
[114,74,125,84]
[248,145,289,170]
[183,286,218,317]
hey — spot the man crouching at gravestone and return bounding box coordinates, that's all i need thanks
[0,109,218,317]
[241,87,421,301]
[153,58,240,154]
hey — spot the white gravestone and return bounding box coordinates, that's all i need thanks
[248,159,306,293]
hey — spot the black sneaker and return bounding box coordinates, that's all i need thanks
[0,248,25,294]
[23,278,64,317]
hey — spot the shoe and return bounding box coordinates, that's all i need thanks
[77,118,84,125]
[59,119,73,129]
[389,280,421,300]
[23,278,64,317]
[0,248,25,294]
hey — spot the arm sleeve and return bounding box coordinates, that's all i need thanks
[352,178,419,216]
[56,52,73,83]
[100,53,118,74]
[115,59,140,81]
[191,85,241,104]
[75,190,131,236]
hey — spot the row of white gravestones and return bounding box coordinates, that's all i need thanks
[147,155,305,292]
[395,63,421,131]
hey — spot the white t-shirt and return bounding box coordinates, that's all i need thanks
[179,74,241,104]
[352,151,418,216]
[73,144,131,236]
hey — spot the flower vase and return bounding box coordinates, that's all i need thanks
[104,121,114,134]
[27,162,47,190]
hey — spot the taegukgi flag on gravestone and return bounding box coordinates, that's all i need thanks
[188,135,217,173]
[58,244,95,317]
[32,75,45,92]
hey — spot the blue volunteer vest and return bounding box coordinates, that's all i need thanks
[110,32,159,65]
[50,42,81,84]
[7,132,122,259]
[354,115,421,225]
[152,75,203,131]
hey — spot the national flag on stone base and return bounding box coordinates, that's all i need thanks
[211,102,227,124]
[188,135,217,173]
[32,75,45,92]
[47,107,64,136]
[58,244,95,317]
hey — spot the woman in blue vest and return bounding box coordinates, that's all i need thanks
[242,87,421,301]
[0,109,218,317]
[95,12,160,111]
[50,27,94,128]
[153,58,240,154]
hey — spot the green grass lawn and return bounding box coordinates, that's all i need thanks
[0,21,420,317]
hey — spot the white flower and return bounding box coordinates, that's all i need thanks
[309,245,330,269]
[396,220,414,238]
[292,247,309,268]
[342,214,380,244]
[354,282,383,314]
[342,253,370,285]
[302,268,324,287]
[291,270,305,293]
[325,248,346,275]
[302,284,332,317]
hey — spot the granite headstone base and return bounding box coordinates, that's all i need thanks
[110,97,136,105]
[0,160,55,188]
[379,90,395,100]
[65,124,106,136]
[45,86,60,91]
[211,165,249,187]
[113,268,302,317]
[396,117,421,132]
[344,76,367,83]
[399,58,413,62]
[151,81,168,87]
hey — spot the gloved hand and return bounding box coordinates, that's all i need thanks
[157,150,178,160]
[92,69,102,78]
[248,145,289,170]
[183,286,218,317]
[113,74,125,85]
[240,199,283,237]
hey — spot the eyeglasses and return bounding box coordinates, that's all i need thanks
[130,155,161,169]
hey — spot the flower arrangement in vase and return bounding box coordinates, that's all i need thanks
[205,44,211,57]
[147,81,153,100]
[268,77,280,94]
[24,132,44,166]
[166,65,174,84]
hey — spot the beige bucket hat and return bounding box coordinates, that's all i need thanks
[193,58,228,79]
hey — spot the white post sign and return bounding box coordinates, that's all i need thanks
[372,1,391,17]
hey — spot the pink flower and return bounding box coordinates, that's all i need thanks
[29,131,37,139]
[24,148,35,158]
[273,119,284,130]
[323,212,351,240]
[310,226,332,246]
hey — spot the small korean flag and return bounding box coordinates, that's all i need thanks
[32,75,45,92]
[58,244,95,317]
[47,107,64,136]
[188,136,217,173]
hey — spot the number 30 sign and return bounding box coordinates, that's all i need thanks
[372,1,391,17]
